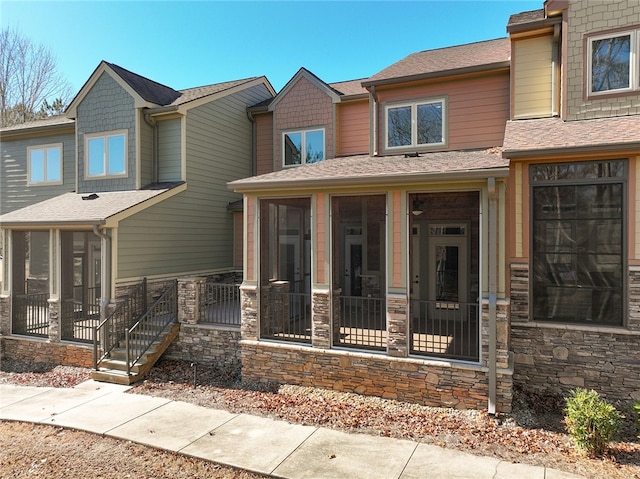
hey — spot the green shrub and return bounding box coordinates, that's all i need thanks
[564,388,623,456]
[634,402,640,440]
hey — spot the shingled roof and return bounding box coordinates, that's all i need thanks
[363,38,510,87]
[229,148,507,192]
[506,9,561,33]
[0,183,182,227]
[503,117,640,158]
[105,62,181,106]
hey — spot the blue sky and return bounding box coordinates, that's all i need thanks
[2,0,541,96]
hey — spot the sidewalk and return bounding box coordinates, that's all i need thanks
[0,380,584,479]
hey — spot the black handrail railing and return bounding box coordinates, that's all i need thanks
[12,293,49,337]
[93,279,147,370]
[125,280,177,375]
[200,282,241,325]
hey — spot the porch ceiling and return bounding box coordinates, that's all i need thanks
[0,183,183,227]
[503,116,640,159]
[229,148,508,193]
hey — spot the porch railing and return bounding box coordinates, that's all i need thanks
[12,293,49,337]
[93,279,147,369]
[200,282,241,326]
[125,280,177,375]
[410,299,479,361]
[261,288,311,343]
[61,301,101,343]
[336,295,386,351]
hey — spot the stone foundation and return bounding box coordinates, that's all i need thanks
[166,324,241,370]
[510,263,640,402]
[2,336,93,367]
[241,341,513,412]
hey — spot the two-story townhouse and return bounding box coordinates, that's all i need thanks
[0,61,275,372]
[504,0,640,403]
[230,41,514,413]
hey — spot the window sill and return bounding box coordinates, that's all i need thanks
[513,320,639,336]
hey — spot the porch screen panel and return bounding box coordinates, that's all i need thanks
[12,231,50,337]
[332,195,386,351]
[531,160,625,325]
[259,198,311,343]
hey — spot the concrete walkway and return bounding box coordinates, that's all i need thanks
[0,380,584,479]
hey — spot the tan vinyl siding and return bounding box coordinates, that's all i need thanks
[513,35,553,119]
[336,100,369,156]
[0,131,75,215]
[255,113,274,175]
[377,72,510,153]
[157,118,182,182]
[117,83,273,278]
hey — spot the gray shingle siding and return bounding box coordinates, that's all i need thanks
[0,132,75,215]
[76,72,137,192]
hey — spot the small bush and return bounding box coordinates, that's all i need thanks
[634,402,640,440]
[564,388,623,456]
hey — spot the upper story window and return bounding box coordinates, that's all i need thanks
[86,130,127,178]
[283,128,325,167]
[385,98,445,150]
[588,29,639,95]
[27,144,62,185]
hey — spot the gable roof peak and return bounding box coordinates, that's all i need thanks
[103,61,182,106]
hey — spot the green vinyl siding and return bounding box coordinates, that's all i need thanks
[139,110,154,186]
[157,118,182,182]
[0,131,75,215]
[116,83,273,278]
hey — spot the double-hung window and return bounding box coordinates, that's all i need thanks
[588,29,639,95]
[85,130,127,177]
[385,98,445,150]
[283,128,325,167]
[530,160,626,326]
[27,144,62,185]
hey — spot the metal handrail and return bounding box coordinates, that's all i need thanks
[93,278,147,370]
[125,280,177,376]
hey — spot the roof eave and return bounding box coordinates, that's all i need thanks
[362,61,511,88]
[0,121,75,139]
[503,142,640,159]
[1,219,106,228]
[507,16,562,34]
[229,167,509,194]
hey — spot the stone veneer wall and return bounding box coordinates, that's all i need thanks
[2,336,93,367]
[510,263,640,402]
[240,285,513,413]
[241,341,513,412]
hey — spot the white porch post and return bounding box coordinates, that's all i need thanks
[487,177,498,415]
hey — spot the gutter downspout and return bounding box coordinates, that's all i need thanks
[551,23,560,117]
[370,85,379,156]
[143,110,159,183]
[92,225,111,321]
[487,177,498,415]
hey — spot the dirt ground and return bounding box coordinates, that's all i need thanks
[1,359,639,479]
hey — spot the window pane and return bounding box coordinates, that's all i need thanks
[417,102,443,144]
[284,132,302,165]
[591,35,631,92]
[45,147,61,182]
[30,149,45,182]
[304,130,324,163]
[107,135,125,174]
[387,106,411,147]
[531,163,624,325]
[88,138,105,176]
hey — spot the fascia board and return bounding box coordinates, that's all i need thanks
[503,143,640,159]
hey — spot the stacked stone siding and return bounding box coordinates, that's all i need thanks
[241,340,513,412]
[3,336,93,367]
[510,263,640,401]
[166,324,241,370]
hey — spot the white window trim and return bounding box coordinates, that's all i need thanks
[84,129,128,178]
[281,127,326,168]
[384,97,446,151]
[27,143,63,186]
[587,29,639,97]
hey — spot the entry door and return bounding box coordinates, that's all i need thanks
[428,236,467,305]
[342,225,363,297]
